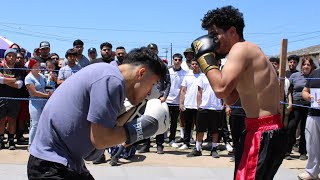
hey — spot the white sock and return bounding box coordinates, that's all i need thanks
[196,141,202,151]
[212,143,218,150]
[180,127,184,138]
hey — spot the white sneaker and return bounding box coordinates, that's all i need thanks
[226,143,233,152]
[152,144,157,148]
[298,172,319,180]
[178,144,189,150]
[169,140,180,148]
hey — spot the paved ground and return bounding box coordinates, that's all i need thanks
[0,142,307,179]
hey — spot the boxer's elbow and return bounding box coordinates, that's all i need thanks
[214,86,231,99]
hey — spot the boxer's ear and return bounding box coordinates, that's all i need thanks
[136,67,146,80]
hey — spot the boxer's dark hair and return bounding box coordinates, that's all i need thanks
[201,5,245,39]
[287,55,300,63]
[123,47,167,79]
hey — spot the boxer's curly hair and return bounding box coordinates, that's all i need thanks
[201,5,245,39]
[123,47,167,79]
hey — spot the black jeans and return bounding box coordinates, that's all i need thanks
[167,105,180,142]
[286,105,308,155]
[183,108,197,146]
[27,155,94,180]
[229,114,246,152]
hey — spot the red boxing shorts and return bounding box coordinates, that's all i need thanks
[234,114,287,180]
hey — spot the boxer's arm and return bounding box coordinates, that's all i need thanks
[223,89,239,105]
[90,99,169,148]
[90,123,127,149]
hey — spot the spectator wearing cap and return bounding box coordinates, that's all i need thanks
[286,55,300,78]
[115,46,126,65]
[88,47,97,62]
[25,57,52,148]
[182,48,194,72]
[39,41,51,62]
[147,43,158,54]
[0,48,25,150]
[90,42,113,64]
[33,48,40,58]
[57,49,81,85]
[71,39,89,68]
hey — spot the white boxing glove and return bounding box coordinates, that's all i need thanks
[124,99,169,144]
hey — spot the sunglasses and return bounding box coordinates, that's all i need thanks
[174,59,182,61]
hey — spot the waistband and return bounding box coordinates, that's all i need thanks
[245,114,283,132]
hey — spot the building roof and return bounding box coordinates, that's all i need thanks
[287,44,320,56]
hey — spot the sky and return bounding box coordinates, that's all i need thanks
[1,0,319,65]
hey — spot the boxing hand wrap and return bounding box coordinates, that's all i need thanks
[191,35,220,74]
[124,99,169,145]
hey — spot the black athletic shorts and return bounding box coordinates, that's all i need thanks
[196,109,221,133]
[0,99,20,120]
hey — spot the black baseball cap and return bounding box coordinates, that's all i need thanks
[39,41,50,49]
[147,43,158,50]
[88,47,97,53]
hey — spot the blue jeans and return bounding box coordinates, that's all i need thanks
[29,100,46,145]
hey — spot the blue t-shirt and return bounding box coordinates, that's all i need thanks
[58,64,82,81]
[24,73,48,107]
[29,63,126,173]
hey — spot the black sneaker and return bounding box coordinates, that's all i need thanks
[16,136,28,145]
[284,153,293,160]
[0,142,4,150]
[210,148,220,158]
[8,140,15,150]
[299,154,308,161]
[186,149,202,157]
[109,156,119,166]
[157,145,164,154]
[138,145,150,153]
[93,154,106,164]
[175,138,184,143]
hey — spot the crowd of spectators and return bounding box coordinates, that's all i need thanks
[0,40,319,175]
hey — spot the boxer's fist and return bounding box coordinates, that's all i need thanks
[191,35,220,74]
[124,99,169,144]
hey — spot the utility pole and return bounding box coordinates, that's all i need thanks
[163,48,169,60]
[170,43,172,65]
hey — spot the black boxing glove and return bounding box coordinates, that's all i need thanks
[191,35,220,74]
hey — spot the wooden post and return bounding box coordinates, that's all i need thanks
[279,39,288,121]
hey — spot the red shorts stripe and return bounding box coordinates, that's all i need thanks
[236,114,283,180]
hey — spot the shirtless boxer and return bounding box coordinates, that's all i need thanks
[191,5,287,180]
